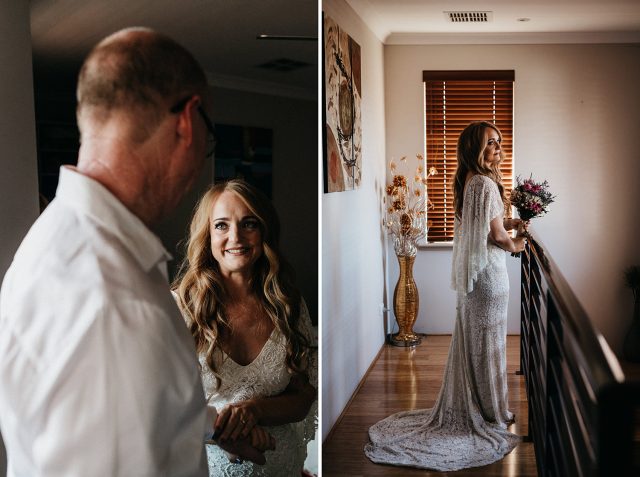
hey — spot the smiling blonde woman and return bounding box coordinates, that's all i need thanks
[172,179,317,476]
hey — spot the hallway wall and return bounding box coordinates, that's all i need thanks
[322,0,388,439]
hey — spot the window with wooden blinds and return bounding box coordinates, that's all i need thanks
[423,70,514,243]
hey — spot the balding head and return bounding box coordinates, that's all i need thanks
[75,28,211,226]
[76,27,207,143]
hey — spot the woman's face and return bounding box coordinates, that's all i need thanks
[209,190,263,277]
[482,128,502,166]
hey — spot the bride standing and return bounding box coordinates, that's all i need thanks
[365,121,526,471]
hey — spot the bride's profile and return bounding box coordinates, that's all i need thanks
[364,121,526,471]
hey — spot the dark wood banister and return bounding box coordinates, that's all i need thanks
[520,229,639,476]
[525,230,624,385]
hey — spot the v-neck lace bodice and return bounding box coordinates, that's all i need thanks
[201,328,290,407]
[219,327,276,368]
[196,300,318,476]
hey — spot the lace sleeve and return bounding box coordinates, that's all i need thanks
[451,175,503,294]
[297,298,318,445]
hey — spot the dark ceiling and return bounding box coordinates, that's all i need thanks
[30,0,318,98]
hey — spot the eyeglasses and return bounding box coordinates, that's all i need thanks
[170,96,217,159]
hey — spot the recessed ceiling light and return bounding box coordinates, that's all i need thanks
[517,18,531,22]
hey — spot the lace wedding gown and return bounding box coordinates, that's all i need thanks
[199,300,317,477]
[364,175,520,471]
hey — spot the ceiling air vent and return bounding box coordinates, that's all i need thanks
[444,11,493,23]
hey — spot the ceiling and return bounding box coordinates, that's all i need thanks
[30,0,318,99]
[27,0,640,98]
[345,0,640,44]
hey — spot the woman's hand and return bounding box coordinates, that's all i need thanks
[490,216,528,253]
[215,400,260,442]
[512,236,527,253]
[504,218,526,232]
[215,429,273,466]
[249,426,276,452]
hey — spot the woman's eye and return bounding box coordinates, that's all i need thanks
[214,222,228,230]
[243,220,259,230]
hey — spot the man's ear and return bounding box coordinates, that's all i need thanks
[175,96,201,148]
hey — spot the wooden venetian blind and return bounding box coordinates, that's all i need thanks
[423,70,514,243]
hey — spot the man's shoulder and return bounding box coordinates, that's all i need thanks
[2,200,144,328]
[15,200,95,260]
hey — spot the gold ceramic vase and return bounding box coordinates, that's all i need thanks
[391,254,422,347]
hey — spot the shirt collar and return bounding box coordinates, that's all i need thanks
[55,166,172,273]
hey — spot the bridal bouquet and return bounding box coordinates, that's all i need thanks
[509,175,556,256]
[510,175,555,222]
[383,154,434,256]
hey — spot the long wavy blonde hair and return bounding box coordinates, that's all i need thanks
[172,180,311,385]
[453,121,506,219]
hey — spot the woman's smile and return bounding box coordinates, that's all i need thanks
[225,246,251,255]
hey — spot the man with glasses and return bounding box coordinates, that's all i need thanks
[0,28,265,476]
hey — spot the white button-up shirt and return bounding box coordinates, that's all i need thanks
[0,167,208,476]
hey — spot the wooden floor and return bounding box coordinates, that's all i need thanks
[322,335,538,476]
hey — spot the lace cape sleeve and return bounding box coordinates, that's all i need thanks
[450,175,503,294]
[297,298,318,445]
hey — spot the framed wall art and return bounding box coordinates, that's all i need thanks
[323,13,362,193]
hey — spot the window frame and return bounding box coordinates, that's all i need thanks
[422,70,515,245]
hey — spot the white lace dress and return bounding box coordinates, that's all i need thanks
[364,175,520,471]
[198,300,317,477]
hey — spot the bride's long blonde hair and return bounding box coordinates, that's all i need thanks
[453,121,506,219]
[172,180,311,385]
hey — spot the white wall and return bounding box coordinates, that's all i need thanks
[384,43,640,353]
[322,0,387,439]
[0,3,39,475]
